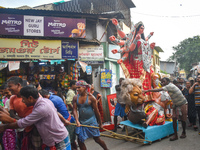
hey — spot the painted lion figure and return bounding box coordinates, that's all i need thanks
[120,78,170,128]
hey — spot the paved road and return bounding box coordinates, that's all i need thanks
[85,121,200,150]
[0,121,198,150]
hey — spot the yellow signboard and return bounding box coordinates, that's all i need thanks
[0,38,61,59]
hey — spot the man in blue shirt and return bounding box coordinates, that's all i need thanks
[39,89,77,149]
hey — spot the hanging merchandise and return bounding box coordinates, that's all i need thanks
[9,61,20,71]
[78,61,87,72]
[0,63,8,71]
[64,75,69,88]
[86,66,92,75]
[0,72,3,86]
[63,63,78,89]
[59,72,66,88]
[71,63,78,81]
[41,66,45,73]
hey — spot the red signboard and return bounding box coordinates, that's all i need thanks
[107,93,117,124]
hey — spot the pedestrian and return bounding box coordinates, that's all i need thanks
[0,85,71,150]
[39,89,77,150]
[66,80,77,111]
[113,78,127,132]
[2,86,16,150]
[143,77,187,141]
[57,87,66,103]
[7,76,42,149]
[173,79,183,91]
[73,80,108,150]
[90,84,104,122]
[189,74,200,134]
[183,81,198,130]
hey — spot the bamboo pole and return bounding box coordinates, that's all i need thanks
[70,123,151,143]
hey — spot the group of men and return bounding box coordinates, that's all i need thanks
[1,74,199,150]
[0,77,108,150]
[114,76,199,141]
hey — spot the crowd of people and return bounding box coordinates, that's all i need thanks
[0,77,107,150]
[144,76,200,141]
[0,75,199,149]
[113,76,200,142]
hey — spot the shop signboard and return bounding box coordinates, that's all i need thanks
[61,40,78,59]
[100,69,112,88]
[0,14,23,35]
[82,61,104,64]
[0,38,61,59]
[107,93,117,124]
[0,14,86,38]
[79,45,104,63]
[24,15,44,36]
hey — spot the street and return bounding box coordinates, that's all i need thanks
[85,121,200,150]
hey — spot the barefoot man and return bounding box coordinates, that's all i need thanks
[143,77,187,141]
[73,80,108,150]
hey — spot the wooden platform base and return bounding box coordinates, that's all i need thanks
[120,120,175,144]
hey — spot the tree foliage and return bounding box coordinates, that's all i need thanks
[168,35,200,73]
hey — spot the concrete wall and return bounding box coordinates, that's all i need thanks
[160,61,176,74]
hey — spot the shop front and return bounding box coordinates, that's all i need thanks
[0,13,86,91]
[0,38,79,92]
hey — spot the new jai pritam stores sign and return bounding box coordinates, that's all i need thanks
[0,14,86,38]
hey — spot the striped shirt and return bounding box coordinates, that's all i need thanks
[194,85,200,106]
[162,83,187,108]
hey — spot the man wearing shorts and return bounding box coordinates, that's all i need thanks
[143,77,187,141]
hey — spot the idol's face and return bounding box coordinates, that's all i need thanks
[129,86,145,105]
[138,25,144,34]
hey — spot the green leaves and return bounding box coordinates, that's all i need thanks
[169,35,200,73]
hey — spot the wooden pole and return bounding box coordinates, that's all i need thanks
[70,123,151,143]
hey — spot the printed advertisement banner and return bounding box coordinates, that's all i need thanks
[0,14,86,38]
[107,93,117,124]
[0,14,23,35]
[101,69,112,88]
[0,38,61,59]
[45,17,85,38]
